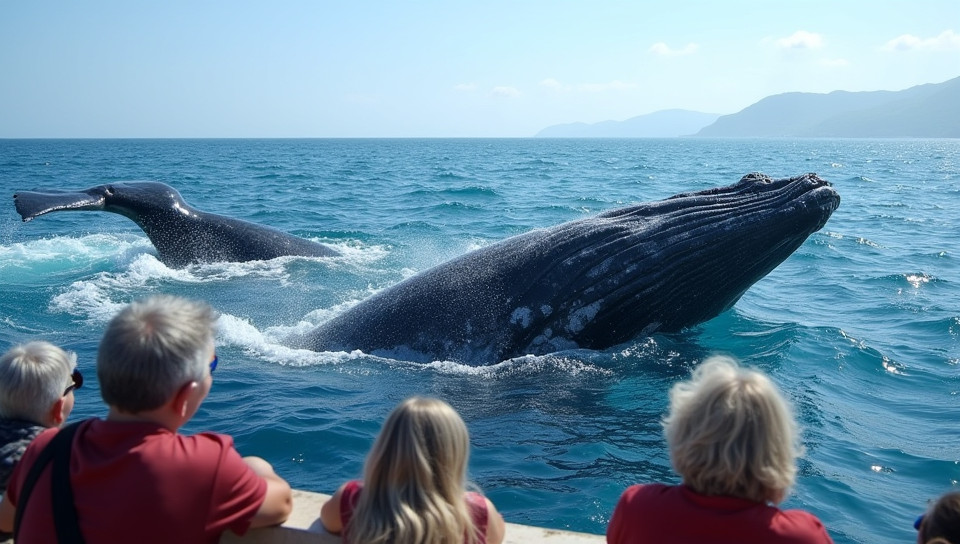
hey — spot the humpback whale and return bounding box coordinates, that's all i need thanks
[293,173,840,365]
[13,181,339,267]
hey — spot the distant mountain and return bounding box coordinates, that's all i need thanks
[695,76,960,138]
[535,109,721,138]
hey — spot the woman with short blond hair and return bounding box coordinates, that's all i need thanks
[607,356,833,543]
[321,397,505,544]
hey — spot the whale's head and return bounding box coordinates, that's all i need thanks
[517,172,840,353]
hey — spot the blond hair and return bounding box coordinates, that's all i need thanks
[0,341,76,423]
[346,397,481,544]
[663,355,801,504]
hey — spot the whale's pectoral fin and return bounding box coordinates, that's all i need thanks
[13,191,106,222]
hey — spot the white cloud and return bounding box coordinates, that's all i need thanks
[776,31,824,49]
[539,78,566,90]
[454,83,477,92]
[882,30,960,51]
[491,86,521,98]
[649,42,699,56]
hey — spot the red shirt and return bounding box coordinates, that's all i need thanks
[338,479,489,544]
[607,483,834,544]
[6,419,267,544]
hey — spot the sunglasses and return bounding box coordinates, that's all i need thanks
[63,368,83,396]
[210,354,218,374]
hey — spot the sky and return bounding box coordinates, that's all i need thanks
[1,1,958,138]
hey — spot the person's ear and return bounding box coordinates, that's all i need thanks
[48,397,67,426]
[173,381,200,418]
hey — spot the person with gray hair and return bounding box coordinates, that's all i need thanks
[0,341,81,493]
[607,355,834,543]
[0,295,293,544]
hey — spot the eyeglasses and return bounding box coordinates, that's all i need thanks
[914,514,924,530]
[63,368,83,396]
[209,354,218,374]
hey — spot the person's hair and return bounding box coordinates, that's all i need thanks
[0,341,76,423]
[97,295,216,413]
[663,355,802,504]
[919,491,960,544]
[346,396,481,544]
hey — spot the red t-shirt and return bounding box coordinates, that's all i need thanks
[607,483,834,544]
[337,479,489,544]
[6,419,267,544]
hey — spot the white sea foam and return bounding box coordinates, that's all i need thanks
[0,234,152,275]
[416,352,611,377]
[215,312,371,367]
[32,234,388,325]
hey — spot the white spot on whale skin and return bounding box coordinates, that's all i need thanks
[566,301,601,333]
[510,307,533,328]
[587,257,614,279]
[540,304,553,317]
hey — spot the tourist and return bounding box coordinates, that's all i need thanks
[0,295,293,543]
[0,340,81,493]
[320,396,505,544]
[915,490,960,544]
[607,355,833,543]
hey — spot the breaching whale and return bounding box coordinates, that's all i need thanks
[13,181,339,267]
[292,173,840,365]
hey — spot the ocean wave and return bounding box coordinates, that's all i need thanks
[217,306,614,376]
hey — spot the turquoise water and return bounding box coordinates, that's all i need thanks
[0,138,957,543]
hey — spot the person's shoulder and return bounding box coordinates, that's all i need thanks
[777,507,827,524]
[619,482,674,502]
[774,507,833,542]
[465,490,490,518]
[177,431,237,451]
[21,426,58,454]
[158,431,244,469]
[341,479,362,498]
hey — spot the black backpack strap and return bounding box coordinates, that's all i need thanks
[51,420,85,544]
[13,420,86,543]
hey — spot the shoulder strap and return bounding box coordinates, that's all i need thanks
[13,420,86,543]
[51,420,86,543]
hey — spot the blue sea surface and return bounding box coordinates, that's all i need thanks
[0,138,957,543]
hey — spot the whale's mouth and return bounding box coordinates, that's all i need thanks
[13,190,106,222]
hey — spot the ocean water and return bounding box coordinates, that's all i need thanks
[0,138,957,543]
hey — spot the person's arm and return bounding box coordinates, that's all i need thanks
[242,456,293,528]
[0,493,15,532]
[484,497,506,544]
[320,483,347,534]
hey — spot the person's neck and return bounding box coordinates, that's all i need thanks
[106,407,181,431]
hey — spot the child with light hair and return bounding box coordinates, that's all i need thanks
[607,355,834,543]
[0,341,81,493]
[321,396,505,544]
[0,295,292,543]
